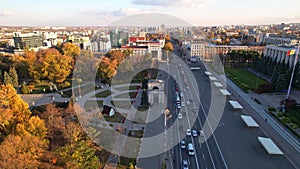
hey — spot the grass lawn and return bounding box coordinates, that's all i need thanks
[84,101,103,110]
[103,112,126,123]
[225,68,268,91]
[133,109,148,124]
[115,92,137,98]
[115,85,140,92]
[111,101,131,109]
[61,84,96,98]
[93,90,112,98]
[286,109,300,127]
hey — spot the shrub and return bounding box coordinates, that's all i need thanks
[256,83,273,94]
[60,81,71,88]
[268,107,276,112]
[20,84,31,94]
[281,117,291,123]
[290,123,298,129]
[276,113,283,117]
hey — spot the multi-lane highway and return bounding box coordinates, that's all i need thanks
[168,55,228,169]
[166,51,296,169]
[137,46,297,169]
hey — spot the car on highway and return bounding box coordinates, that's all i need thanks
[186,129,191,136]
[199,130,204,136]
[186,100,190,105]
[181,101,185,107]
[178,113,183,119]
[187,143,195,155]
[180,92,184,97]
[180,140,186,149]
[192,107,197,113]
[177,104,181,109]
[182,159,189,169]
[192,130,197,137]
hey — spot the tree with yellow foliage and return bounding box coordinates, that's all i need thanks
[62,42,81,60]
[97,57,117,84]
[0,84,48,168]
[29,48,73,83]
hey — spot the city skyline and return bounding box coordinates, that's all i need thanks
[1,0,300,26]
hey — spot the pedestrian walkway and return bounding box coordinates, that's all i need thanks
[205,63,300,168]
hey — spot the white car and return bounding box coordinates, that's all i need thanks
[182,160,189,169]
[180,92,184,97]
[199,130,204,136]
[186,129,191,136]
[180,140,186,149]
[186,101,190,105]
[187,143,195,155]
[192,130,197,137]
[178,113,183,119]
[181,101,185,107]
[177,104,181,109]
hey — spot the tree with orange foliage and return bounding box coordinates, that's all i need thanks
[0,84,48,168]
[163,42,174,52]
[165,35,171,42]
[62,42,80,60]
[97,57,117,84]
[107,50,126,65]
[0,133,47,169]
[29,48,73,83]
[0,84,31,136]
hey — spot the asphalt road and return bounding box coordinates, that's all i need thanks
[171,57,295,169]
[137,50,296,169]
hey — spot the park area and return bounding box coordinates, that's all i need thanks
[225,68,268,92]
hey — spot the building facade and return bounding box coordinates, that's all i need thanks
[13,32,44,50]
[264,45,299,68]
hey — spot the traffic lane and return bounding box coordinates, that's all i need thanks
[185,65,228,169]
[180,82,212,169]
[192,116,219,169]
[173,59,201,169]
[168,61,188,169]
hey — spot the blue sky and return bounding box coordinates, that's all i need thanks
[0,0,300,26]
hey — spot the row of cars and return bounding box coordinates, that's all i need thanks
[180,129,204,169]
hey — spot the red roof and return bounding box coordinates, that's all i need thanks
[129,37,146,42]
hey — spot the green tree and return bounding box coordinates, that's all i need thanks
[3,71,12,85]
[20,83,31,94]
[9,67,18,87]
[58,139,100,169]
[0,70,2,83]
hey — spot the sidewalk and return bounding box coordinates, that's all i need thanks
[205,63,300,168]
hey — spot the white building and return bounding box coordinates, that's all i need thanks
[264,45,299,68]
[264,35,299,46]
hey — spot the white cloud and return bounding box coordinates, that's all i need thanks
[81,7,159,17]
[132,0,215,8]
[0,10,13,16]
[111,7,155,16]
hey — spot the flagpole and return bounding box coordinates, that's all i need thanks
[285,46,299,107]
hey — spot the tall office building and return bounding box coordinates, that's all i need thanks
[13,32,44,50]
